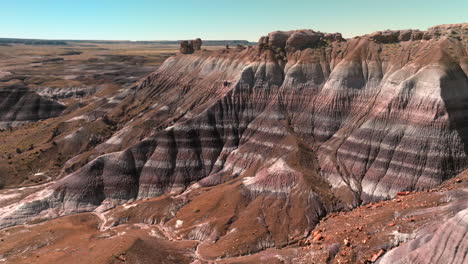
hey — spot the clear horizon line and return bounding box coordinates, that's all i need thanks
[0,36,258,42]
[1,21,466,43]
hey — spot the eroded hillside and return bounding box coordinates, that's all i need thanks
[0,24,467,263]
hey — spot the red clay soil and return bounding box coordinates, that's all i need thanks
[0,171,465,264]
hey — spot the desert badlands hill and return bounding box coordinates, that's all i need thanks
[0,23,467,263]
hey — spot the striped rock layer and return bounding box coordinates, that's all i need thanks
[1,23,468,260]
[377,194,468,264]
[0,85,65,129]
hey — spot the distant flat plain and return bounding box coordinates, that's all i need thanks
[0,42,224,89]
[0,42,224,188]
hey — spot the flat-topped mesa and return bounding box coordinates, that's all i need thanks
[367,23,468,43]
[259,23,468,49]
[368,30,425,43]
[179,38,203,54]
[258,29,345,52]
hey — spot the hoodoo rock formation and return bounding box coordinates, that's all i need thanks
[1,23,467,263]
[179,38,203,54]
[179,40,194,54]
[192,38,202,51]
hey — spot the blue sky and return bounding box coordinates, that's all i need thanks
[0,0,466,41]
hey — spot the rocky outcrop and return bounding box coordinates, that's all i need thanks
[368,23,468,43]
[1,23,468,260]
[179,41,194,54]
[259,29,344,52]
[179,38,203,54]
[368,29,424,43]
[191,38,202,51]
[0,85,65,129]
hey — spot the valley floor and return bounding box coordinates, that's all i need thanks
[0,170,466,263]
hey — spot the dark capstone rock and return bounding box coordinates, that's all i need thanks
[258,36,269,45]
[258,36,269,49]
[422,32,432,40]
[398,30,413,41]
[286,30,322,51]
[411,31,424,40]
[399,30,425,41]
[180,38,202,54]
[370,29,428,43]
[268,31,291,50]
[323,33,345,42]
[191,38,202,51]
[369,30,400,43]
[259,30,346,52]
[180,41,194,54]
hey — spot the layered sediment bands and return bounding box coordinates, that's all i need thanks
[1,24,468,258]
[377,200,468,264]
[162,142,333,259]
[0,49,287,228]
[132,51,285,198]
[318,47,468,203]
[0,85,65,128]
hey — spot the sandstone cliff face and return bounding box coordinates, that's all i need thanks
[1,23,467,261]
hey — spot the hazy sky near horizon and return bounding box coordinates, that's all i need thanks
[1,0,467,41]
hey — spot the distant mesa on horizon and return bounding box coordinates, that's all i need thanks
[0,37,256,46]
